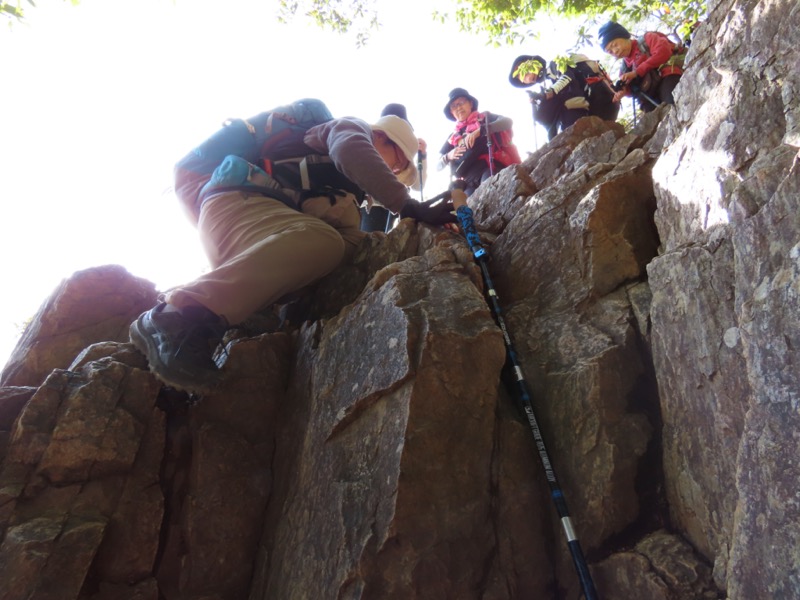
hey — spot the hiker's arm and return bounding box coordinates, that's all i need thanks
[549,74,574,97]
[438,140,461,170]
[635,33,674,76]
[612,88,631,103]
[486,114,513,133]
[305,118,412,214]
[618,60,638,85]
[460,114,512,149]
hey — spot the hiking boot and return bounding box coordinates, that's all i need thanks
[129,303,228,394]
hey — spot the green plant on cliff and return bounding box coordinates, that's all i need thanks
[9,1,704,46]
[2,0,80,26]
[278,0,379,46]
[444,0,703,45]
[1,0,33,23]
[278,0,705,47]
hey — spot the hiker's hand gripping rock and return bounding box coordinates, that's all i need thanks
[399,195,457,226]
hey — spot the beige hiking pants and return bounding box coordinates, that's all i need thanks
[167,191,347,325]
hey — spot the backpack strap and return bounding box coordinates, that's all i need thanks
[199,185,297,210]
[638,33,687,76]
[268,154,366,204]
[298,155,334,190]
[637,35,650,56]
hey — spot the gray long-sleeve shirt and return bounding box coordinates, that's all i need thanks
[304,117,413,214]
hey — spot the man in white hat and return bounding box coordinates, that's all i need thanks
[130,111,454,394]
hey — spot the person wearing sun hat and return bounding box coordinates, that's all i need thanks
[369,114,420,184]
[438,87,521,196]
[360,111,429,232]
[598,20,686,111]
[360,104,431,233]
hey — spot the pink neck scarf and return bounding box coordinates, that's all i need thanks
[449,111,483,147]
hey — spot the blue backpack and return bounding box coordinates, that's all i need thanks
[174,98,334,224]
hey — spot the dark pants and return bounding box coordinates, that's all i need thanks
[457,160,497,196]
[360,206,393,233]
[543,108,590,141]
[558,108,590,137]
[639,75,681,112]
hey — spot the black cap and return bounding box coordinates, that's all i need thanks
[508,55,547,88]
[443,88,479,121]
[598,21,631,49]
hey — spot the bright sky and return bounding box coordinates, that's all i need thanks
[0,0,597,368]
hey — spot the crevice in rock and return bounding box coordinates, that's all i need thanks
[598,313,670,558]
[152,386,194,596]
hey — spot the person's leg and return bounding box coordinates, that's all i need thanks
[589,96,621,121]
[636,92,659,112]
[558,108,590,132]
[657,75,682,105]
[129,302,227,392]
[131,191,345,392]
[299,192,366,253]
[462,162,490,195]
[359,205,391,233]
[168,191,345,325]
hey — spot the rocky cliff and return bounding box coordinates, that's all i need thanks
[0,0,797,598]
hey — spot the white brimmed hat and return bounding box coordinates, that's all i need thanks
[370,115,419,163]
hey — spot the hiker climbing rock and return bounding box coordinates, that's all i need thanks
[599,20,687,111]
[438,87,521,196]
[509,54,619,141]
[360,103,428,233]
[130,101,455,394]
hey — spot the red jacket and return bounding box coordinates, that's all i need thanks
[623,32,676,77]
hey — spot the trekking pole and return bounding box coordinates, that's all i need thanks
[417,151,425,202]
[383,209,394,234]
[451,183,599,600]
[529,93,540,150]
[630,83,660,109]
[483,112,495,176]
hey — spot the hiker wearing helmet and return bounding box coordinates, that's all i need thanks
[130,110,455,394]
[361,103,429,233]
[438,87,521,196]
[599,20,686,111]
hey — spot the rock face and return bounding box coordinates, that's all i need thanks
[648,0,800,594]
[0,265,157,389]
[0,1,798,598]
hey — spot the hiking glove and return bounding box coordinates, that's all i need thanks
[399,196,457,226]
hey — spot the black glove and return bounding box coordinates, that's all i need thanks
[399,195,457,226]
[526,90,546,102]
